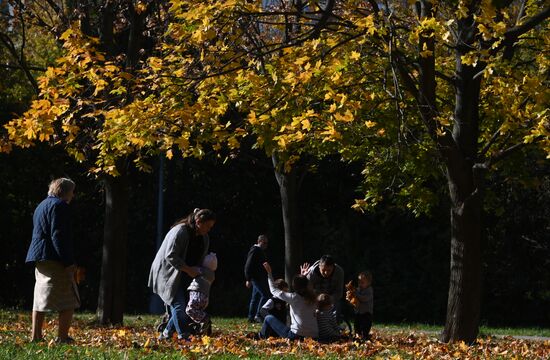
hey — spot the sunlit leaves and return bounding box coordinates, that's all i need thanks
[1,313,548,359]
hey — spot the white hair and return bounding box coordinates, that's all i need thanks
[48,178,75,197]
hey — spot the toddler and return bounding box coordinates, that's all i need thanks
[354,271,373,339]
[186,252,217,333]
[316,293,340,342]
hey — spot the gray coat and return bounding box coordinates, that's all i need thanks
[148,224,209,305]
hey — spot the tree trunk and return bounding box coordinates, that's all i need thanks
[441,52,484,343]
[97,171,129,325]
[441,164,483,343]
[272,154,303,285]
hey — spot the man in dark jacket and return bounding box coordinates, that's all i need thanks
[244,234,269,322]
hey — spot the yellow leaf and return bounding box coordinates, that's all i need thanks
[334,110,354,122]
[248,111,257,125]
[461,54,477,66]
[295,56,310,65]
[350,51,361,60]
[119,72,133,80]
[166,149,173,160]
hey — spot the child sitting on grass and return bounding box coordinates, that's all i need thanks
[260,278,289,322]
[316,293,341,342]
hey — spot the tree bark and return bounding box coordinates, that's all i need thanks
[441,182,482,343]
[441,50,484,343]
[97,170,129,325]
[272,154,303,285]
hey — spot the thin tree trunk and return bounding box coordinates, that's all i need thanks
[97,171,129,325]
[272,154,303,285]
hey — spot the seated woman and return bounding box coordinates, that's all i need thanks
[260,262,318,340]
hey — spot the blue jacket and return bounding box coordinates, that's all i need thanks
[25,196,74,266]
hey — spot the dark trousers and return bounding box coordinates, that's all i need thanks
[354,312,372,338]
[248,279,270,321]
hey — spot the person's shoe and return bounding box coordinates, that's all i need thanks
[158,329,171,340]
[177,332,191,341]
[246,332,261,340]
[254,315,263,323]
[199,318,212,335]
[55,336,75,344]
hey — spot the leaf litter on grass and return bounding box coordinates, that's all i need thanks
[0,314,548,359]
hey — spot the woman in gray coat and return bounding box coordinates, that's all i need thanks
[148,208,216,339]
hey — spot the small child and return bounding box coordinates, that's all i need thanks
[354,271,373,339]
[259,279,289,323]
[316,293,340,342]
[186,252,217,333]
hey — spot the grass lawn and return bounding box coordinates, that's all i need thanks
[0,311,548,359]
[375,322,550,338]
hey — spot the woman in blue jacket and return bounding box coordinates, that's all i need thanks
[25,178,78,343]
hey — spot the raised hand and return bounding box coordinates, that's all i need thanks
[300,262,310,276]
[263,262,272,274]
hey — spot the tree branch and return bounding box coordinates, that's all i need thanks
[494,6,550,56]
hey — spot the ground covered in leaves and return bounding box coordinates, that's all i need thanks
[0,312,548,359]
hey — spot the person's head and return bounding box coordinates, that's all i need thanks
[317,293,333,311]
[173,208,216,235]
[202,252,218,271]
[318,255,335,278]
[358,271,373,289]
[292,275,316,304]
[257,234,269,250]
[273,278,289,292]
[48,178,76,204]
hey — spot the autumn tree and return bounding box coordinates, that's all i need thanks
[3,0,547,343]
[1,0,170,325]
[108,0,548,343]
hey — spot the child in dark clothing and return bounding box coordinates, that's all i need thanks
[259,279,288,337]
[316,293,341,342]
[354,271,373,339]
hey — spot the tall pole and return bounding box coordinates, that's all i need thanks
[149,155,165,314]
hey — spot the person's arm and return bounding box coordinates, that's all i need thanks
[355,288,371,302]
[244,247,255,281]
[331,310,341,335]
[165,226,200,277]
[259,298,274,318]
[263,262,296,304]
[50,202,74,267]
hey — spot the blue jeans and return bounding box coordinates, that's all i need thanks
[260,315,298,339]
[248,279,270,320]
[164,287,190,338]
